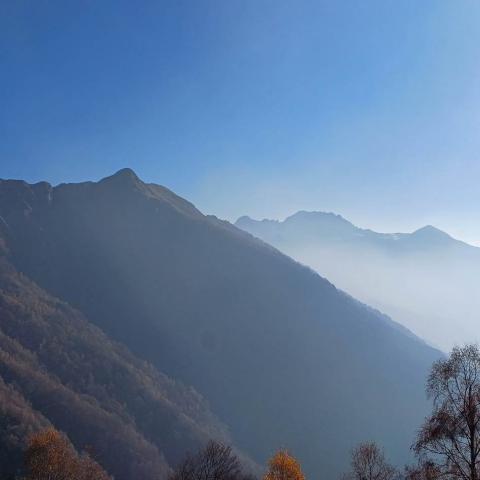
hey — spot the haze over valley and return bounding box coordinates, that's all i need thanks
[236,212,479,351]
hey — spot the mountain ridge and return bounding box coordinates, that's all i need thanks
[236,211,475,250]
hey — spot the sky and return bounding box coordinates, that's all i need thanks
[1,1,480,244]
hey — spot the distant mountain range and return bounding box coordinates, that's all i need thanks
[0,170,441,478]
[236,211,480,350]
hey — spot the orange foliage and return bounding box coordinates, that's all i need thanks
[25,427,110,480]
[264,450,305,480]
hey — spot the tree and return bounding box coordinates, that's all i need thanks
[414,344,480,480]
[78,452,112,480]
[25,428,78,480]
[405,461,441,480]
[343,442,397,480]
[25,427,110,480]
[170,440,248,480]
[263,450,304,480]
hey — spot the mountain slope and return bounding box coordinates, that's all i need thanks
[0,250,241,479]
[0,170,441,478]
[235,212,480,350]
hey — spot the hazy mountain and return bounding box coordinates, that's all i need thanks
[0,170,441,478]
[236,211,480,350]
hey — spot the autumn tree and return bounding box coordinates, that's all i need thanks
[25,427,110,480]
[264,450,305,480]
[414,344,480,480]
[343,442,397,480]
[25,428,77,480]
[170,440,249,480]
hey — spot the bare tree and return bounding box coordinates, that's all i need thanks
[171,440,250,480]
[343,442,397,480]
[405,461,442,480]
[413,344,480,480]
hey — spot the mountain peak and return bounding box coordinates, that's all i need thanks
[283,211,358,235]
[411,225,451,240]
[98,168,145,190]
[111,167,140,181]
[286,210,350,224]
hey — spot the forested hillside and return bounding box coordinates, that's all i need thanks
[0,252,241,479]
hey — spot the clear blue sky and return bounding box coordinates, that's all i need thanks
[1,1,480,243]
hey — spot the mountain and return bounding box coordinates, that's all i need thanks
[236,211,480,350]
[0,248,244,479]
[0,170,441,478]
[236,212,465,250]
